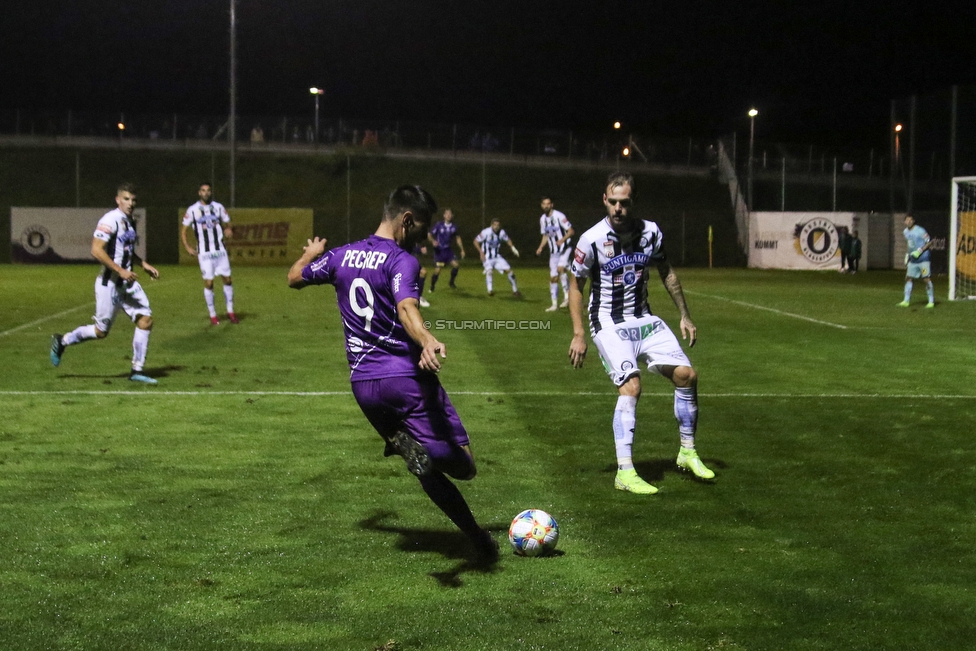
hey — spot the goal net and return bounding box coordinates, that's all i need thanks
[950,177,976,300]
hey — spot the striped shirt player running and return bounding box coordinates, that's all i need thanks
[473,218,521,297]
[899,214,935,308]
[534,196,574,311]
[568,172,714,494]
[182,183,238,324]
[50,182,160,384]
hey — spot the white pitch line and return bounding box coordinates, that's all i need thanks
[0,303,90,338]
[0,390,972,399]
[688,292,847,329]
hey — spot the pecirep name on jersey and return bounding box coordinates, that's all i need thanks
[341,249,388,269]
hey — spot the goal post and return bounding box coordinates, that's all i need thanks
[949,176,976,300]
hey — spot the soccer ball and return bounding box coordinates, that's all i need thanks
[508,509,559,557]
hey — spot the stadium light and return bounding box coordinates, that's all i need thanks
[748,108,759,212]
[310,87,325,143]
[622,146,631,157]
[613,121,621,130]
[894,123,903,167]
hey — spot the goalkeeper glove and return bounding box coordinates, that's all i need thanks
[910,248,922,260]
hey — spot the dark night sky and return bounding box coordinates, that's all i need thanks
[2,1,974,148]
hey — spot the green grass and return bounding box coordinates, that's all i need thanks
[2,263,975,650]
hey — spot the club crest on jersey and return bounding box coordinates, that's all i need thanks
[603,241,615,257]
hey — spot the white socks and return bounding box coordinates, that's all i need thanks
[674,386,698,449]
[223,284,235,313]
[63,325,98,346]
[204,288,217,317]
[132,328,150,372]
[613,395,638,470]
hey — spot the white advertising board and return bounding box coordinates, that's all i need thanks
[11,207,147,263]
[749,212,860,270]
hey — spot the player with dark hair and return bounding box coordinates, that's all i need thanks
[534,196,574,311]
[181,182,238,324]
[899,214,935,308]
[288,185,497,565]
[474,218,520,297]
[50,183,160,384]
[428,208,465,292]
[568,172,714,494]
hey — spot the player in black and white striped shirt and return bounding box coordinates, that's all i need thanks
[534,196,574,312]
[568,172,714,494]
[181,183,238,325]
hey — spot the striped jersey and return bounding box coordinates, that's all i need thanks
[475,226,510,260]
[93,208,138,284]
[183,201,230,254]
[540,210,572,254]
[571,217,665,335]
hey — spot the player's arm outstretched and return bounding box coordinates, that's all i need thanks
[568,276,588,368]
[655,256,696,347]
[287,236,328,289]
[398,298,446,373]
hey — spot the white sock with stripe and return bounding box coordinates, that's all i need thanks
[613,395,638,470]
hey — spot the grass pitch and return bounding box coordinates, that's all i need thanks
[1,262,975,650]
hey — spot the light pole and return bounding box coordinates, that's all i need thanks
[748,108,758,212]
[309,87,324,143]
[894,123,903,168]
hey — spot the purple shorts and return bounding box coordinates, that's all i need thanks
[433,247,455,265]
[351,374,471,470]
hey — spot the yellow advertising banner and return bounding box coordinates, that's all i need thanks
[957,211,976,279]
[179,208,313,266]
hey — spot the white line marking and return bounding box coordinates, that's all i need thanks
[0,303,90,337]
[688,291,847,329]
[0,390,972,399]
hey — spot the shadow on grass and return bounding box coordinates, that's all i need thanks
[361,511,506,587]
[58,364,187,381]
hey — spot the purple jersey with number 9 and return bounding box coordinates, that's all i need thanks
[301,234,423,380]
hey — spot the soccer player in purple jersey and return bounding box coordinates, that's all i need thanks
[288,185,498,565]
[427,208,465,292]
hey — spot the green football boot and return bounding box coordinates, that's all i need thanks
[676,448,715,480]
[897,301,910,307]
[614,468,658,495]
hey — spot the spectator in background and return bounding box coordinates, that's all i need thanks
[848,230,862,274]
[838,227,851,273]
[250,124,264,143]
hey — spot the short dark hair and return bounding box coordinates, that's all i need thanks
[541,195,552,202]
[606,172,634,195]
[199,182,212,189]
[117,182,137,195]
[383,185,437,225]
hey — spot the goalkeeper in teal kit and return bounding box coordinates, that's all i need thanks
[900,214,935,308]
